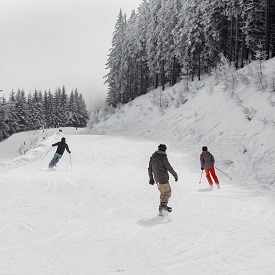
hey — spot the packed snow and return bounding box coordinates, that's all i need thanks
[1,58,275,274]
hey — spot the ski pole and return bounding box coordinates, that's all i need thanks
[41,146,52,163]
[69,153,72,169]
[215,166,232,180]
[199,170,203,183]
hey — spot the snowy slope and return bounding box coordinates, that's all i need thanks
[1,131,275,274]
[88,58,275,196]
[0,58,275,274]
[0,127,83,171]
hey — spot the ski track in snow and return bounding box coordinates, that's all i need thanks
[0,134,275,274]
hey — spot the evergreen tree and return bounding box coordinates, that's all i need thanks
[67,90,79,127]
[14,89,29,133]
[136,0,150,95]
[146,0,162,88]
[0,97,9,141]
[105,9,127,107]
[75,91,88,127]
[60,86,69,126]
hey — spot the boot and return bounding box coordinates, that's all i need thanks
[159,203,172,214]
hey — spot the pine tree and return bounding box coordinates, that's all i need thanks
[14,89,29,133]
[75,91,88,127]
[146,0,162,88]
[0,97,9,141]
[136,0,150,95]
[105,9,127,107]
[67,90,79,127]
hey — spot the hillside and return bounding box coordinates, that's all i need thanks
[88,57,275,196]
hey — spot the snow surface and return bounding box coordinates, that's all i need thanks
[0,58,275,274]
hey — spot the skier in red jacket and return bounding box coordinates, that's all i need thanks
[200,146,220,188]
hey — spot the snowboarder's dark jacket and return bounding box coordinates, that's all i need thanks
[52,141,71,155]
[148,150,177,184]
[200,151,215,168]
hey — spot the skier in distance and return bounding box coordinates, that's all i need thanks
[148,144,178,215]
[200,146,220,188]
[48,137,71,169]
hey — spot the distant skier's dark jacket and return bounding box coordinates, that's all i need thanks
[148,150,177,184]
[200,151,215,168]
[52,141,71,155]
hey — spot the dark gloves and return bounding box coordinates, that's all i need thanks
[201,167,204,170]
[149,178,155,185]
[174,175,178,182]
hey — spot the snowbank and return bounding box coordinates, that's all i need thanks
[0,127,84,171]
[87,58,275,196]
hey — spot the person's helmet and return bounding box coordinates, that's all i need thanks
[158,144,167,152]
[202,146,208,151]
[61,137,66,142]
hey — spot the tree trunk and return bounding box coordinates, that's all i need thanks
[229,15,234,63]
[155,73,159,89]
[198,46,201,81]
[235,10,240,69]
[241,14,246,68]
[161,60,165,91]
[265,0,271,59]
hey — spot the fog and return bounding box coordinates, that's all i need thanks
[0,0,142,111]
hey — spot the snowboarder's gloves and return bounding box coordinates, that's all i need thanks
[149,178,155,185]
[201,167,204,170]
[174,175,178,182]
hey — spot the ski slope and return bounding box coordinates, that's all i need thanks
[1,130,275,274]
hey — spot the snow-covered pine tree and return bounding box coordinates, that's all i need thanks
[122,10,138,103]
[0,97,9,141]
[14,89,29,133]
[200,0,227,72]
[53,87,63,128]
[184,0,205,81]
[46,90,55,128]
[60,86,69,126]
[156,0,182,87]
[245,0,267,60]
[5,91,17,136]
[146,0,162,89]
[105,9,127,107]
[27,89,44,130]
[67,90,79,127]
[136,0,150,96]
[75,91,88,127]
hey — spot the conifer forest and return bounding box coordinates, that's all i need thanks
[105,0,275,107]
[0,87,88,141]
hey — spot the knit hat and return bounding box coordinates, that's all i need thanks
[202,146,208,151]
[158,144,167,152]
[61,137,66,142]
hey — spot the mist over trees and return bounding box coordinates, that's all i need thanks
[104,0,275,107]
[0,87,88,142]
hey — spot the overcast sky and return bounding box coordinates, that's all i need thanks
[0,0,141,109]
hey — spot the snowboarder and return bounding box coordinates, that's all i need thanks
[148,144,178,215]
[200,146,220,188]
[48,137,71,168]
